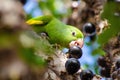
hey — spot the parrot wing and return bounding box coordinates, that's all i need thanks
[26,15,53,26]
[26,15,54,33]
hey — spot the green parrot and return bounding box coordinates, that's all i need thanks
[26,15,84,48]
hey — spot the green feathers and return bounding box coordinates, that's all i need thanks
[27,15,84,48]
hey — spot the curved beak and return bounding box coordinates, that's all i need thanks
[69,38,84,48]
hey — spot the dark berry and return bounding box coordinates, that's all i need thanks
[112,69,120,80]
[117,69,120,80]
[83,23,96,36]
[100,67,111,77]
[19,0,27,5]
[80,69,94,80]
[89,34,96,41]
[111,71,117,79]
[116,59,120,69]
[68,46,82,59]
[117,68,120,74]
[97,56,107,67]
[65,58,80,75]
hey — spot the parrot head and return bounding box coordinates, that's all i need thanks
[65,25,84,48]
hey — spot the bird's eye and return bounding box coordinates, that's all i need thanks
[72,32,76,36]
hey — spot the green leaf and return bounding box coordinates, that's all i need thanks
[38,0,69,18]
[98,1,120,45]
[92,48,106,56]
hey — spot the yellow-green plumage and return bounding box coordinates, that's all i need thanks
[27,15,84,48]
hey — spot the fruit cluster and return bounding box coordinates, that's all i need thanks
[65,46,82,75]
[97,56,111,78]
[65,46,94,80]
[97,34,120,79]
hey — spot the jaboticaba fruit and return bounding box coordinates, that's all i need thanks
[19,0,27,5]
[116,59,120,69]
[65,58,80,75]
[83,22,96,36]
[68,46,82,59]
[97,56,107,67]
[100,67,111,77]
[80,69,94,80]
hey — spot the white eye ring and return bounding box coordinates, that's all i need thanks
[72,32,76,36]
